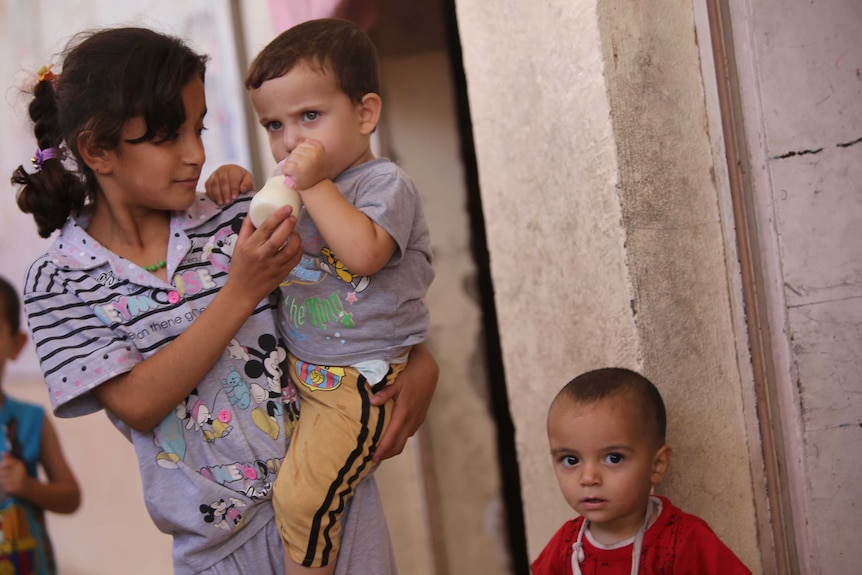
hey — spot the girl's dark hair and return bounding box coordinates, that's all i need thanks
[0,276,21,334]
[245,18,380,104]
[11,27,209,238]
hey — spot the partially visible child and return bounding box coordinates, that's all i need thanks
[0,276,81,574]
[206,18,433,575]
[532,367,751,575]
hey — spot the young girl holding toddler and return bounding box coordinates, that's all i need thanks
[11,26,436,575]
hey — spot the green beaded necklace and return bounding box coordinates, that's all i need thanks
[145,260,167,272]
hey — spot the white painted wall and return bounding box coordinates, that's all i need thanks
[728,1,862,572]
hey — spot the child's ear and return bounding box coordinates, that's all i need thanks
[358,93,382,136]
[77,130,112,175]
[651,444,672,485]
[9,331,27,361]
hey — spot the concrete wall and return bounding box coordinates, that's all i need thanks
[594,0,760,563]
[377,51,508,574]
[453,0,761,570]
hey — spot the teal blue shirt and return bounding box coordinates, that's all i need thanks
[0,395,54,575]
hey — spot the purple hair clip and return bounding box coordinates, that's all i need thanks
[31,146,61,172]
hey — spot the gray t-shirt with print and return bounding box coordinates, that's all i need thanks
[279,158,433,366]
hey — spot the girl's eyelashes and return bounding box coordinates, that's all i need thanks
[301,111,319,122]
[264,121,283,132]
[155,131,179,143]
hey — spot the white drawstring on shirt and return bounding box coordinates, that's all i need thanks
[570,496,658,575]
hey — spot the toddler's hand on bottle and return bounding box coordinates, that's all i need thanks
[283,140,327,192]
[205,164,254,206]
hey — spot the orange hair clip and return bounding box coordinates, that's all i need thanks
[37,64,56,84]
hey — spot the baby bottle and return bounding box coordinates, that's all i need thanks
[248,164,303,228]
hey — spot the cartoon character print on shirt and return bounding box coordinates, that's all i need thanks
[221,366,251,410]
[189,335,297,530]
[278,232,372,335]
[238,333,299,440]
[154,334,296,534]
[317,246,370,294]
[157,335,296,465]
[200,497,247,531]
[153,389,233,469]
[180,389,233,443]
[202,216,241,273]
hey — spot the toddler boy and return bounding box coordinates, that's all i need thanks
[207,18,433,575]
[532,367,751,574]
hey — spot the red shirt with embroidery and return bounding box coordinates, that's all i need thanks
[531,496,752,575]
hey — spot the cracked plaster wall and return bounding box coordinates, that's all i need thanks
[734,0,862,572]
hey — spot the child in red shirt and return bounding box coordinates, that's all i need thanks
[532,368,751,575]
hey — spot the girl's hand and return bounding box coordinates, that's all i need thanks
[222,206,302,308]
[371,343,439,461]
[205,164,254,206]
[283,140,328,192]
[93,208,302,433]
